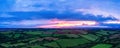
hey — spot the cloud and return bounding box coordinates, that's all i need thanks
[103,20,120,24]
[0,13,14,18]
[1,20,50,26]
[37,25,110,28]
[0,0,14,12]
[37,20,98,28]
[9,0,120,20]
[0,0,120,28]
[12,0,57,11]
[73,0,120,20]
[1,19,119,28]
[8,11,117,21]
[11,0,91,12]
[101,20,120,28]
[0,19,100,28]
[74,8,120,20]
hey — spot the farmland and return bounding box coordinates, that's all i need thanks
[0,28,120,48]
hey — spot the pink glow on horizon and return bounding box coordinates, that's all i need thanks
[37,19,98,28]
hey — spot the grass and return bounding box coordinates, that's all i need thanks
[44,38,90,48]
[30,45,46,48]
[92,44,112,48]
[80,34,98,41]
[1,43,26,47]
[26,32,42,35]
[44,42,60,48]
[96,30,109,35]
[13,34,21,38]
[65,34,79,38]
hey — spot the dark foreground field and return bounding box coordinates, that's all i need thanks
[0,28,120,48]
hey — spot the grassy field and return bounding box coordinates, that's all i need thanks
[0,29,119,48]
[44,38,90,48]
[92,44,112,48]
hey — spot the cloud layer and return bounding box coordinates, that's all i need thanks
[0,0,120,28]
[8,0,120,20]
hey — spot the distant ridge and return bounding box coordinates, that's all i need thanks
[0,27,120,32]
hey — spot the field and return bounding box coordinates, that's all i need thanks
[0,29,120,48]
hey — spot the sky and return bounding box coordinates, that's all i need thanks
[0,0,120,28]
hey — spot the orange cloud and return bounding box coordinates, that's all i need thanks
[37,19,98,28]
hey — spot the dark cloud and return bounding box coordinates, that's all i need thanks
[7,11,117,21]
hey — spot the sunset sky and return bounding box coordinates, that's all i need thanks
[0,0,120,28]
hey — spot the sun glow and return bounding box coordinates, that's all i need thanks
[37,19,98,28]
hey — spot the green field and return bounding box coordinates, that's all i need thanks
[92,44,112,48]
[0,29,119,48]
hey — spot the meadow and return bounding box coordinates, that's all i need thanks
[0,29,119,48]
